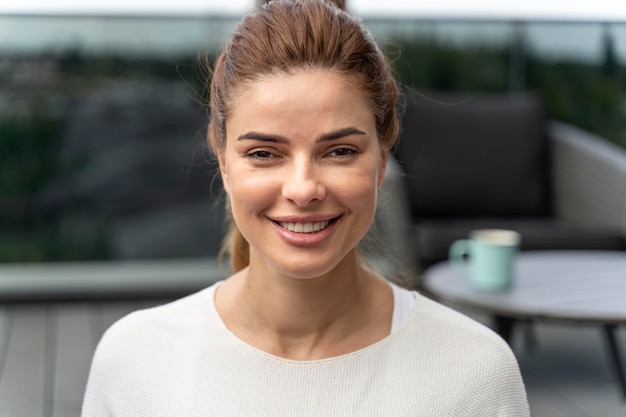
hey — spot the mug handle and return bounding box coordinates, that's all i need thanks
[449,239,471,271]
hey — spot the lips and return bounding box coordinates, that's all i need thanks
[269,216,340,247]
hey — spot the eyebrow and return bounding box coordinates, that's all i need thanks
[237,127,367,144]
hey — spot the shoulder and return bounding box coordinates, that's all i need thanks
[91,283,221,367]
[82,283,225,415]
[388,283,513,358]
[391,292,529,415]
[409,292,508,345]
[83,283,224,411]
[404,292,519,368]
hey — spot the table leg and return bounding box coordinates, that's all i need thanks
[493,315,516,345]
[604,325,626,399]
[0,306,14,379]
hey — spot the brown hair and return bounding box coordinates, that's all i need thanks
[205,0,400,272]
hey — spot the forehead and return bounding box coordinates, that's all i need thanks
[227,69,374,132]
[231,70,370,112]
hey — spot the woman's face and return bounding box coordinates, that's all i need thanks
[220,70,387,279]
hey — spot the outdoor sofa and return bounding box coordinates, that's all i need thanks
[375,88,626,287]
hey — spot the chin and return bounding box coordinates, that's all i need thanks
[275,260,338,280]
[268,249,357,281]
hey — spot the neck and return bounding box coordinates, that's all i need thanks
[215,253,393,360]
[248,255,365,328]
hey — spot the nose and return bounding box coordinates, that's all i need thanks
[282,158,326,207]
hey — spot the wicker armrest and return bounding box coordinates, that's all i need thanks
[549,121,626,231]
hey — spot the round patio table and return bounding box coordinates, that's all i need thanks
[423,250,626,397]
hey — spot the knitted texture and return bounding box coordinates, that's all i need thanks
[82,283,529,416]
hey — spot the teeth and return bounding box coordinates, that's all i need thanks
[279,221,330,234]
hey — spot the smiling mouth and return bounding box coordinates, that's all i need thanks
[276,219,337,234]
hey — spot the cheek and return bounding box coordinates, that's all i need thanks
[333,171,379,211]
[227,168,278,213]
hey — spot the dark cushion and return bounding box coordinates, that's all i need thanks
[395,88,550,219]
[415,218,626,268]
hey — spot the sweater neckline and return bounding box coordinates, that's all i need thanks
[205,281,419,364]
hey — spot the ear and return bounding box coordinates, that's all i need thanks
[377,147,389,188]
[218,152,230,194]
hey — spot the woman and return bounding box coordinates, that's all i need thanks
[82,1,530,415]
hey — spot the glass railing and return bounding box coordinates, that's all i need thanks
[1,14,625,263]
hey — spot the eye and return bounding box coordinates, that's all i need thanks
[328,147,358,158]
[245,150,276,160]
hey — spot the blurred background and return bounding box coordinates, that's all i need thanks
[2,2,626,417]
[1,0,626,264]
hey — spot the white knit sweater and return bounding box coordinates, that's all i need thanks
[82,282,529,416]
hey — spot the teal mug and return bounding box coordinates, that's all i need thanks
[449,229,521,292]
